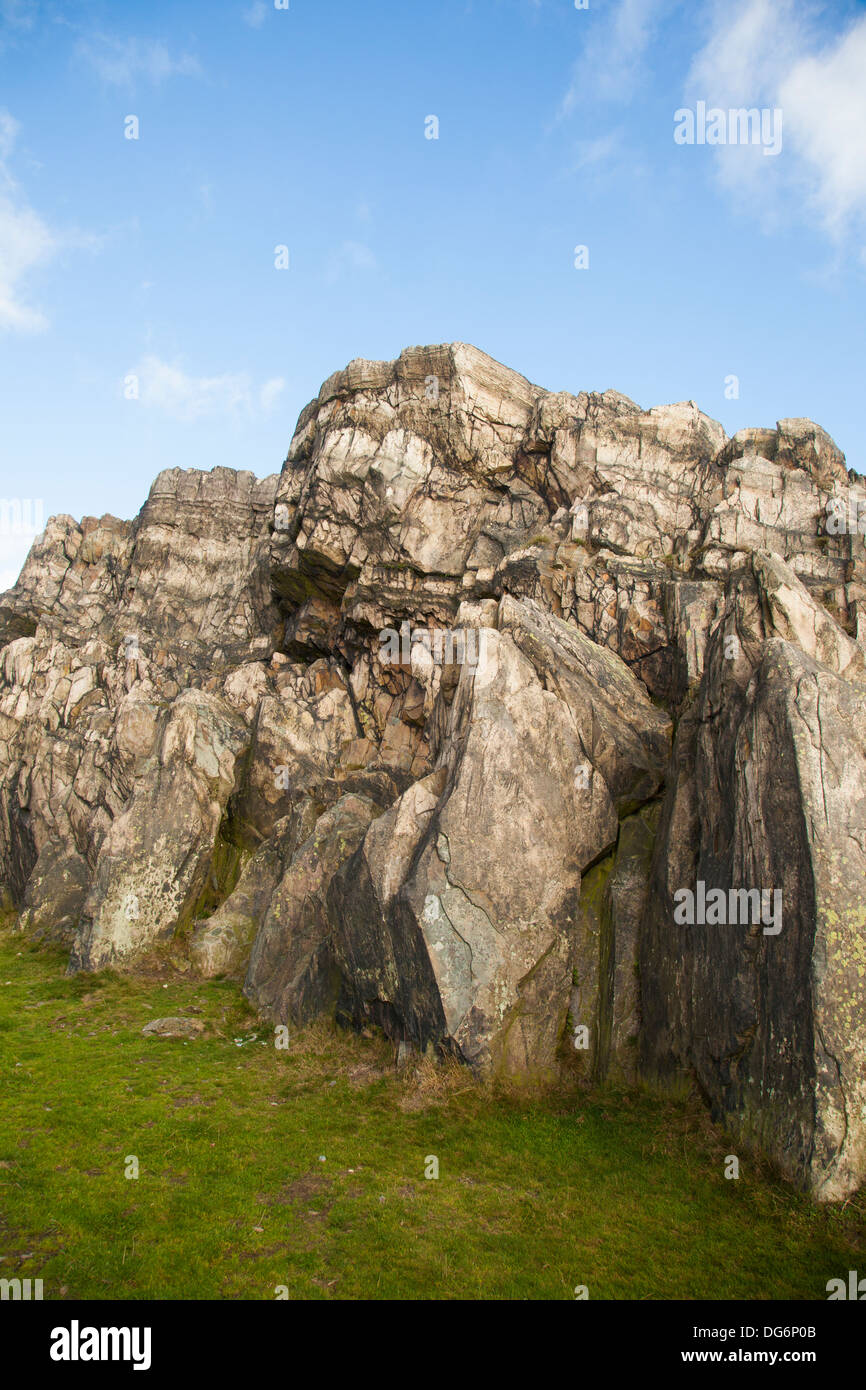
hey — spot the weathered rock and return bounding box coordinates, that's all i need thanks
[189,801,321,978]
[71,691,249,972]
[320,597,670,1074]
[325,769,451,1047]
[572,802,660,1083]
[1,342,864,1199]
[231,662,358,843]
[243,793,381,1023]
[141,1016,204,1039]
[641,554,866,1199]
[17,839,90,944]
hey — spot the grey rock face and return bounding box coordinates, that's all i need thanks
[1,342,864,1197]
[640,554,866,1200]
[243,792,382,1023]
[71,690,250,972]
[572,802,660,1085]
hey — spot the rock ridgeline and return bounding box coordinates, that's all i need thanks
[1,343,864,1201]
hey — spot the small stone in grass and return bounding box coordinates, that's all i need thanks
[141,1017,203,1039]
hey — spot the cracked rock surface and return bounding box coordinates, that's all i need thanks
[1,342,864,1198]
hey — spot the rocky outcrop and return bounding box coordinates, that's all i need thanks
[1,342,864,1198]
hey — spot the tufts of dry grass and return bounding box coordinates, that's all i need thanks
[397,1053,478,1111]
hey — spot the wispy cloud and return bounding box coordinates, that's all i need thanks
[0,196,55,332]
[0,109,56,332]
[76,34,202,87]
[687,0,808,102]
[778,16,866,239]
[128,355,285,422]
[258,376,285,412]
[558,0,672,117]
[686,0,866,248]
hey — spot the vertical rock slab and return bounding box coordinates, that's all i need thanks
[326,769,451,1046]
[71,691,249,971]
[570,803,660,1083]
[232,668,358,842]
[641,555,866,1199]
[17,840,90,945]
[243,793,381,1023]
[598,804,660,1083]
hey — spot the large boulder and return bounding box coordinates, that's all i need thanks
[321,596,670,1074]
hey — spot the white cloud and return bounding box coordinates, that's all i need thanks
[687,0,808,102]
[779,19,866,237]
[0,196,55,331]
[559,0,672,116]
[686,1,866,245]
[0,108,57,332]
[569,131,622,173]
[129,356,285,423]
[76,35,202,87]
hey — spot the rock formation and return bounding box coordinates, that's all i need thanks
[1,343,864,1199]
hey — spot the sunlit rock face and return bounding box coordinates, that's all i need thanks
[1,343,864,1199]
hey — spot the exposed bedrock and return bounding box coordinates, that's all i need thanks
[1,343,863,1197]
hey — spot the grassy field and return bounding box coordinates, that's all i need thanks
[0,923,863,1301]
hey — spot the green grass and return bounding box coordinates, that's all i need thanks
[0,924,863,1301]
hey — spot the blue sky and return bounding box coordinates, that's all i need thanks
[1,0,865,586]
